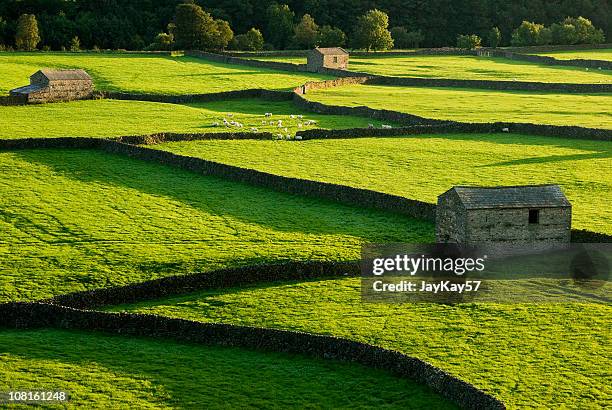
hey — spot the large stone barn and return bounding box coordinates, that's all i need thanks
[10,69,93,103]
[436,185,571,245]
[307,47,349,71]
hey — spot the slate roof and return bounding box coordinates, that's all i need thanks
[33,69,92,81]
[445,185,571,210]
[312,47,349,55]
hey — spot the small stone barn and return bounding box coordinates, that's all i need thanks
[10,69,93,103]
[436,185,571,245]
[307,47,349,71]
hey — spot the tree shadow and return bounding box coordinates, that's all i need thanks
[478,151,611,167]
[11,149,432,240]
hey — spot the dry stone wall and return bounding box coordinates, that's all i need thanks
[0,302,505,410]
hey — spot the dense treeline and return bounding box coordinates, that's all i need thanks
[0,0,609,50]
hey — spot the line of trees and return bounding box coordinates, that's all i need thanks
[0,0,608,52]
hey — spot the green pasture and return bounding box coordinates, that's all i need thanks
[0,149,431,302]
[304,84,612,128]
[530,48,612,61]
[248,54,611,82]
[0,329,455,409]
[0,98,389,139]
[153,134,612,234]
[0,52,330,95]
[111,278,612,409]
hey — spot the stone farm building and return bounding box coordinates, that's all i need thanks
[436,185,571,246]
[307,47,349,71]
[10,69,93,103]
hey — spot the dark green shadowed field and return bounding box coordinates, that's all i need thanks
[0,329,457,409]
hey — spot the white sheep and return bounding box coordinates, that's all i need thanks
[295,135,303,140]
[297,115,303,119]
[381,124,392,129]
[502,127,510,132]
[212,122,220,127]
[284,127,288,133]
[277,119,283,126]
[227,113,234,118]
[290,114,295,119]
[250,127,258,132]
[297,123,303,128]
[265,112,272,117]
[269,121,275,125]
[368,123,374,128]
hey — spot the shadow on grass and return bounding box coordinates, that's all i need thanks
[12,149,433,240]
[0,329,456,409]
[479,151,611,167]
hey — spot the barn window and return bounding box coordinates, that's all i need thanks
[528,209,540,224]
[333,56,338,63]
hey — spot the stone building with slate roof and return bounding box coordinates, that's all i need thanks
[307,47,349,71]
[436,185,571,245]
[10,69,93,103]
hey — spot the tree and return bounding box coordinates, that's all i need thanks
[146,32,174,50]
[0,17,8,46]
[15,14,40,51]
[456,34,481,49]
[352,9,393,51]
[39,12,76,50]
[551,16,605,44]
[243,27,264,50]
[174,2,211,49]
[69,36,80,51]
[390,27,423,49]
[265,3,294,49]
[488,27,501,47]
[294,14,318,48]
[318,25,346,47]
[511,21,550,46]
[213,19,233,50]
[174,2,233,50]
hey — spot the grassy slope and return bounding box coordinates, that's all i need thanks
[0,329,455,409]
[0,149,431,302]
[247,54,611,82]
[531,49,612,61]
[305,84,612,128]
[0,98,392,139]
[153,135,612,234]
[0,52,330,95]
[110,278,612,409]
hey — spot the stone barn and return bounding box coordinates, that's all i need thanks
[10,69,93,103]
[436,185,571,246]
[307,47,349,71]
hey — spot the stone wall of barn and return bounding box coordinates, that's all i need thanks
[25,79,93,103]
[436,190,468,243]
[464,207,572,245]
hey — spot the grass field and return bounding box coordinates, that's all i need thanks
[304,84,612,128]
[0,329,456,409]
[531,49,612,61]
[110,278,612,409]
[0,149,431,302]
[0,98,391,139]
[248,54,611,82]
[0,52,330,95]
[153,134,612,234]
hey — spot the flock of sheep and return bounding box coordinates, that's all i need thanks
[211,112,393,139]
